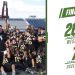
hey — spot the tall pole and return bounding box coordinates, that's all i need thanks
[5,18,8,31]
[2,1,9,31]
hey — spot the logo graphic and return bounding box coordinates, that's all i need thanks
[59,7,75,18]
[59,6,75,68]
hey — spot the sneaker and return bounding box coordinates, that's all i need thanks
[12,72,16,75]
[2,72,7,75]
[30,71,34,74]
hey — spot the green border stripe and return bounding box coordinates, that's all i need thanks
[59,8,64,18]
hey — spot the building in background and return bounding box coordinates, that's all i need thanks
[0,17,46,30]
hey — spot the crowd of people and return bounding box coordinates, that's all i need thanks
[0,25,46,75]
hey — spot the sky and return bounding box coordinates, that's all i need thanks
[0,0,45,19]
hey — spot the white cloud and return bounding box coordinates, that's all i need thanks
[0,0,45,18]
